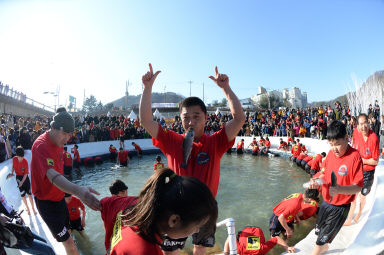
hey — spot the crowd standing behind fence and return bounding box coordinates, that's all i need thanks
[0,102,382,163]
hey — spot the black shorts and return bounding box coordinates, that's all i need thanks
[237,148,243,154]
[252,150,258,156]
[314,201,350,245]
[69,217,84,232]
[120,136,124,142]
[160,223,216,251]
[301,160,307,169]
[73,161,80,169]
[362,170,375,196]
[120,161,127,166]
[269,213,294,237]
[16,175,31,197]
[63,165,72,176]
[35,198,70,242]
[304,164,311,174]
[310,168,318,177]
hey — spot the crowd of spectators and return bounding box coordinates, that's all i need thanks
[1,100,383,163]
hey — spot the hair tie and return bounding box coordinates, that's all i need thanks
[165,173,178,184]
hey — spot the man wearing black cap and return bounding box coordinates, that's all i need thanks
[30,107,101,255]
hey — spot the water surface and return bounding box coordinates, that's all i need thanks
[71,153,314,254]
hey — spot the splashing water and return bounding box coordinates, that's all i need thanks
[346,70,384,116]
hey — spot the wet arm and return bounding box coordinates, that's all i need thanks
[46,169,101,211]
[362,157,378,166]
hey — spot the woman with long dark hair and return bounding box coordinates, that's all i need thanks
[109,168,218,255]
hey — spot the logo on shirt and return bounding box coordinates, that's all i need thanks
[246,236,260,250]
[196,152,210,165]
[338,165,347,176]
[46,158,54,166]
[365,148,371,156]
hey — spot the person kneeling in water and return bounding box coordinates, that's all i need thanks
[108,168,218,255]
[223,226,296,254]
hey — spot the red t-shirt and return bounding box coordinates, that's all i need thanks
[133,144,142,152]
[237,141,244,149]
[153,124,234,197]
[252,145,259,152]
[73,150,80,163]
[12,157,28,176]
[309,154,323,170]
[100,196,137,252]
[237,227,278,255]
[352,129,379,171]
[66,196,84,221]
[109,146,117,153]
[31,131,65,201]
[118,150,129,163]
[297,154,306,160]
[153,162,164,171]
[291,145,301,157]
[321,146,363,205]
[264,140,271,148]
[303,155,313,163]
[273,193,303,223]
[110,226,163,255]
[299,200,318,220]
[63,151,72,167]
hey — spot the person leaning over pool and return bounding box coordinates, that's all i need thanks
[108,168,218,255]
[30,107,101,255]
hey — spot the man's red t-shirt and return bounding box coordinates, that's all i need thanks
[297,154,306,160]
[265,140,271,148]
[110,225,163,255]
[12,157,28,176]
[352,129,379,171]
[109,146,117,153]
[133,144,142,152]
[153,162,164,171]
[153,124,234,197]
[321,146,363,205]
[237,227,278,255]
[31,131,65,201]
[73,149,80,163]
[291,145,301,157]
[118,150,129,163]
[66,196,84,221]
[100,195,137,252]
[237,141,244,149]
[308,154,323,170]
[63,151,72,167]
[273,193,303,223]
[299,200,318,220]
[252,145,259,152]
[303,155,313,163]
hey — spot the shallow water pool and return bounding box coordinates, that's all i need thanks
[71,153,314,255]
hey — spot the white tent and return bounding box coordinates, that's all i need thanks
[215,108,221,115]
[153,108,163,119]
[128,110,137,120]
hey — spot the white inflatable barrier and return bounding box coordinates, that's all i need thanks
[217,218,237,255]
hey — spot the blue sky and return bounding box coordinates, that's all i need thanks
[0,0,383,109]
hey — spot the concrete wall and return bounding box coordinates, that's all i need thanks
[0,94,53,117]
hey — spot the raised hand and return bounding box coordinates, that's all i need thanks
[208,66,229,89]
[142,63,161,88]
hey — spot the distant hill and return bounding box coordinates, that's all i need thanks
[109,92,185,108]
[309,94,349,107]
